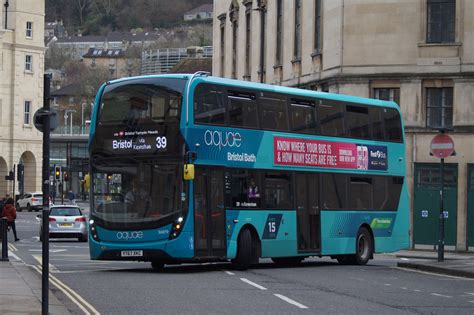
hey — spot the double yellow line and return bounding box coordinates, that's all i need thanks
[32,256,100,315]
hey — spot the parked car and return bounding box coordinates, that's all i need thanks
[16,192,43,212]
[38,205,88,242]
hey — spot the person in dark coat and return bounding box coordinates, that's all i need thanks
[2,198,19,241]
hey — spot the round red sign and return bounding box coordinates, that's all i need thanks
[430,134,454,158]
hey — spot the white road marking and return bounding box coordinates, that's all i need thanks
[28,249,67,253]
[225,271,235,275]
[32,265,95,315]
[8,251,21,261]
[32,260,100,314]
[8,243,17,251]
[400,258,410,261]
[400,287,407,290]
[240,278,267,290]
[430,293,452,298]
[414,289,421,292]
[464,292,474,295]
[384,283,391,286]
[273,294,308,309]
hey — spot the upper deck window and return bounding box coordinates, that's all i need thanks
[99,84,181,126]
[259,92,288,131]
[345,105,370,140]
[383,108,403,142]
[228,90,259,128]
[289,98,317,134]
[194,84,226,125]
[318,101,344,137]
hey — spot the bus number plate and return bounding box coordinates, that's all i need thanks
[121,250,143,257]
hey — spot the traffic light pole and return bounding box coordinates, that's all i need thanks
[41,74,51,315]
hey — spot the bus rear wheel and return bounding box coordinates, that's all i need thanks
[354,227,373,265]
[232,228,253,271]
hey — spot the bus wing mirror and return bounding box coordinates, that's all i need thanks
[183,164,195,180]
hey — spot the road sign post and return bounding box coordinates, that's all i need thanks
[430,133,455,263]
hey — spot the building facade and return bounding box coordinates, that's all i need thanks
[0,0,45,197]
[213,0,474,250]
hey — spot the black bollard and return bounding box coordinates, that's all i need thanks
[1,217,8,261]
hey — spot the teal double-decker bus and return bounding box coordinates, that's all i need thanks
[88,72,409,270]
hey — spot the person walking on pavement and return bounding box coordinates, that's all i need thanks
[67,190,76,205]
[1,197,19,241]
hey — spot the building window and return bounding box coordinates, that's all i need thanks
[293,0,302,60]
[24,101,31,124]
[427,0,455,43]
[25,55,33,71]
[426,87,453,129]
[275,0,283,65]
[219,14,226,77]
[374,88,400,106]
[314,0,321,53]
[245,4,252,78]
[26,21,33,38]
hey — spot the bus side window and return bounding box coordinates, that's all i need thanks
[227,90,258,128]
[370,107,385,140]
[289,98,317,134]
[348,176,373,210]
[263,172,293,209]
[322,173,347,209]
[345,105,370,139]
[258,92,288,131]
[318,102,345,137]
[194,84,226,125]
[384,108,403,142]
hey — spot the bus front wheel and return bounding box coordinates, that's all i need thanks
[232,228,253,271]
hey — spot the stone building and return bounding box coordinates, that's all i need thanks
[0,0,45,197]
[213,0,474,250]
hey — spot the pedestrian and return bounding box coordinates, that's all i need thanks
[1,197,19,241]
[67,190,76,205]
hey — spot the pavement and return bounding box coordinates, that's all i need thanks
[396,249,474,278]
[0,250,71,314]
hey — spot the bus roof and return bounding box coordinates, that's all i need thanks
[103,73,400,110]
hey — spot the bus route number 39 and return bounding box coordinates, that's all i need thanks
[156,136,167,149]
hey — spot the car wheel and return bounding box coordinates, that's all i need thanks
[78,235,88,242]
[27,204,32,212]
[16,203,22,212]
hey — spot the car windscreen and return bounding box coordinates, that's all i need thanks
[33,194,42,198]
[50,207,82,216]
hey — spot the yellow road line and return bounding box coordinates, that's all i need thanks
[33,256,100,314]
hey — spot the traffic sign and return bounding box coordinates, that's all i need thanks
[33,107,58,132]
[430,134,454,158]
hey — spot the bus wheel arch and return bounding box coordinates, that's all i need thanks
[232,224,260,270]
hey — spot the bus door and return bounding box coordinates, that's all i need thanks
[295,173,320,253]
[194,168,226,258]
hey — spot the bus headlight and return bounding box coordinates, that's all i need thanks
[89,219,100,242]
[169,216,184,240]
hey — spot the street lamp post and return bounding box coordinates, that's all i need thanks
[81,103,85,134]
[64,109,76,135]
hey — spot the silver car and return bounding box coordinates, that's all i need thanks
[39,205,88,242]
